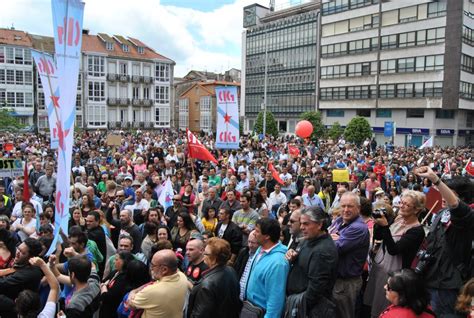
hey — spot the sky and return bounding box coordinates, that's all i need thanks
[0,0,283,77]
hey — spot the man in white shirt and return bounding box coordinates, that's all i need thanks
[124,188,150,225]
[269,184,287,216]
[302,185,325,211]
[279,166,293,200]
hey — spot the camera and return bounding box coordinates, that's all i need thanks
[414,250,433,274]
[372,207,387,219]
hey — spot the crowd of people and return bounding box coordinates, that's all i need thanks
[0,129,472,318]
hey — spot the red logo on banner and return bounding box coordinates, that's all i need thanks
[38,57,55,75]
[57,17,81,47]
[55,191,66,217]
[219,131,237,142]
[218,90,235,102]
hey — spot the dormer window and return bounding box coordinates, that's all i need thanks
[106,42,114,51]
[138,47,144,54]
[122,44,129,52]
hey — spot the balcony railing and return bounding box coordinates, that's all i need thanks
[132,98,141,106]
[108,121,154,129]
[107,97,118,106]
[131,75,140,83]
[141,99,153,107]
[107,73,118,81]
[119,74,130,82]
[142,76,153,84]
[118,98,130,106]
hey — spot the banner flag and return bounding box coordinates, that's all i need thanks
[268,162,284,185]
[186,128,218,163]
[215,86,240,149]
[419,136,433,150]
[158,178,175,211]
[31,51,60,149]
[47,0,85,256]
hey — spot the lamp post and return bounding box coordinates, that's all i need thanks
[262,26,268,138]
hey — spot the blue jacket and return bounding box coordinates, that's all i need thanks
[246,242,289,318]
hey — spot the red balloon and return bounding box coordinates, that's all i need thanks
[295,120,313,138]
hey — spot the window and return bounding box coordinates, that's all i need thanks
[119,63,127,76]
[460,81,474,100]
[7,92,15,106]
[376,109,391,118]
[396,83,414,98]
[122,44,129,52]
[407,109,424,118]
[399,6,417,23]
[14,48,24,64]
[76,94,82,109]
[106,42,114,51]
[0,69,4,84]
[356,109,371,117]
[143,87,150,100]
[155,106,170,127]
[38,92,45,109]
[87,104,106,127]
[200,96,212,132]
[379,84,396,98]
[25,92,32,107]
[380,60,396,74]
[16,92,24,107]
[155,64,170,82]
[87,56,105,77]
[435,109,454,119]
[424,82,443,97]
[155,86,169,104]
[138,47,145,54]
[24,71,32,85]
[428,2,446,18]
[398,57,415,73]
[399,31,416,47]
[462,54,474,73]
[6,70,14,84]
[132,64,140,76]
[427,27,445,44]
[132,87,139,99]
[15,70,23,85]
[24,50,32,65]
[381,35,397,49]
[463,26,474,46]
[0,91,5,106]
[327,109,345,117]
[178,98,189,129]
[6,47,14,64]
[88,81,105,101]
[0,46,4,63]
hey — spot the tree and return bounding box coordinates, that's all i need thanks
[299,111,326,140]
[344,116,372,145]
[254,110,278,138]
[328,121,344,140]
[0,108,24,130]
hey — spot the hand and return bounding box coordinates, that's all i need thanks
[330,233,340,241]
[57,310,66,318]
[63,247,76,258]
[285,249,298,262]
[48,255,57,267]
[29,257,46,267]
[415,166,437,182]
[373,214,389,227]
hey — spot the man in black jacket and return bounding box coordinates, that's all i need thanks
[86,211,106,275]
[233,230,259,301]
[215,207,242,265]
[106,208,142,254]
[285,206,338,316]
[0,238,44,318]
[415,167,474,317]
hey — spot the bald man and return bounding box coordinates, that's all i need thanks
[185,239,208,286]
[129,249,188,318]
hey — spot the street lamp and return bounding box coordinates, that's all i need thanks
[263,29,268,138]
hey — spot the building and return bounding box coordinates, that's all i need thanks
[173,69,240,130]
[319,0,473,147]
[242,2,319,134]
[0,27,175,130]
[177,80,240,133]
[242,0,474,146]
[0,29,35,126]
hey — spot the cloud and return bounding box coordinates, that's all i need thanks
[1,0,268,77]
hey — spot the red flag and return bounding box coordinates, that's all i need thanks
[186,129,218,164]
[465,158,474,176]
[288,145,300,158]
[268,162,284,185]
[23,160,31,202]
[443,160,450,175]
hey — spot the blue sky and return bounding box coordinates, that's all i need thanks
[1,0,270,76]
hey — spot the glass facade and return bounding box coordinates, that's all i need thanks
[245,10,317,121]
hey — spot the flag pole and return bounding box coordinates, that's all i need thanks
[186,128,196,185]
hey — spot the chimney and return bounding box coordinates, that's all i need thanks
[82,29,90,35]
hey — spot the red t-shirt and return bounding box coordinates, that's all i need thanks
[379,305,435,318]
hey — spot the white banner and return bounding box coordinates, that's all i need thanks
[32,51,60,149]
[215,86,240,149]
[47,0,85,256]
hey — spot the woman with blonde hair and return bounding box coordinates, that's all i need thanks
[364,190,426,317]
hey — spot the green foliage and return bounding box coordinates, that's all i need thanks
[344,116,372,145]
[328,121,344,140]
[0,108,24,130]
[254,111,278,137]
[299,111,326,140]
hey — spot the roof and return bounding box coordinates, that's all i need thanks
[29,34,55,53]
[179,80,240,98]
[82,33,174,63]
[0,28,32,47]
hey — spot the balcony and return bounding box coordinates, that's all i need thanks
[118,98,130,106]
[131,75,140,83]
[143,121,153,129]
[119,74,130,82]
[107,73,118,81]
[142,76,153,84]
[107,97,118,106]
[132,98,141,106]
[141,99,153,107]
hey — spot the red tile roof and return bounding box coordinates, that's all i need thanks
[0,28,32,47]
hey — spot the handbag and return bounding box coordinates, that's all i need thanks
[240,300,265,318]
